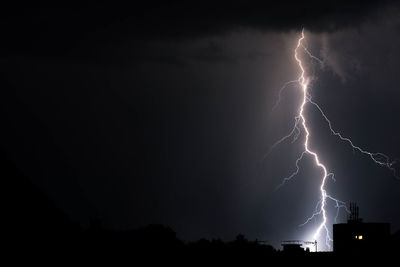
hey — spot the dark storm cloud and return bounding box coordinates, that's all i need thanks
[1,1,398,59]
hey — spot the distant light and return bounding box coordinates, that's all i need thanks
[355,236,358,239]
[358,235,363,240]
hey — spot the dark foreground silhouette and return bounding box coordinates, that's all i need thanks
[4,153,400,264]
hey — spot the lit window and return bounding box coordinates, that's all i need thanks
[355,236,358,239]
[358,235,363,240]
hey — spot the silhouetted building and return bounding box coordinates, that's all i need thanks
[282,241,305,253]
[333,203,390,253]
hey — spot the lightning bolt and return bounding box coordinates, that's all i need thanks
[270,29,398,250]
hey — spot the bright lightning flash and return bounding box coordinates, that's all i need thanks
[271,29,399,250]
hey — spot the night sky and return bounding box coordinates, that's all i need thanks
[2,1,400,250]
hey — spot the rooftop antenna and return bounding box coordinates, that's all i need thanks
[348,202,362,223]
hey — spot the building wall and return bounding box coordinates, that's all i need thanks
[333,222,390,253]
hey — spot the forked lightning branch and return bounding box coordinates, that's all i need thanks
[270,29,398,250]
